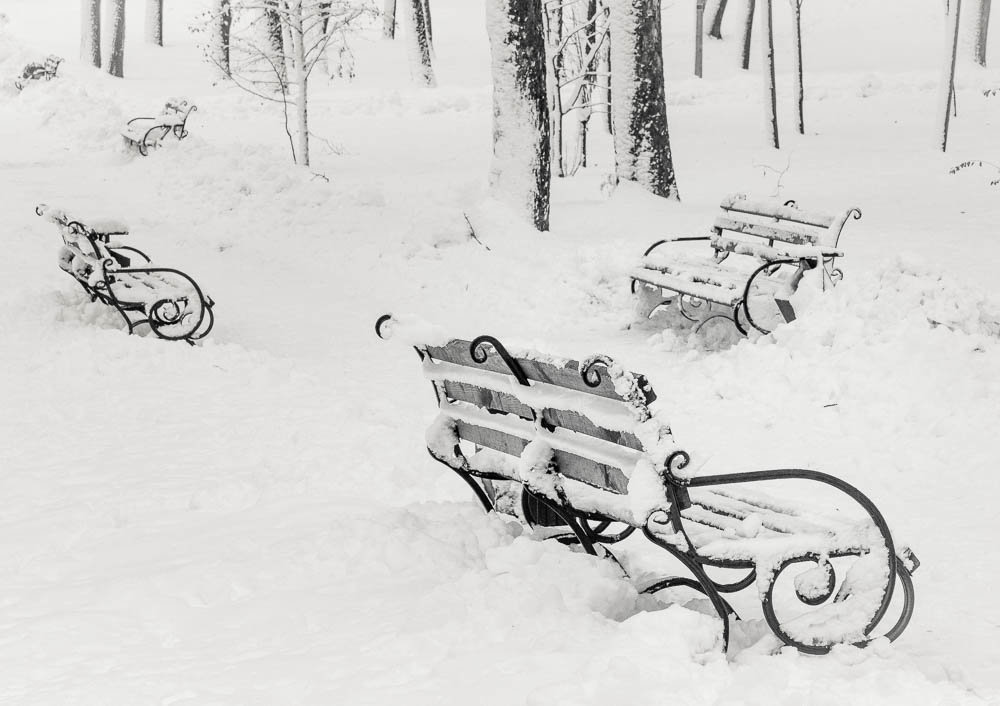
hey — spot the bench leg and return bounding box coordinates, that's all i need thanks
[633,282,674,320]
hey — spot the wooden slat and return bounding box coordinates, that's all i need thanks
[713,216,819,246]
[425,339,655,405]
[455,420,629,494]
[440,380,644,451]
[719,194,836,228]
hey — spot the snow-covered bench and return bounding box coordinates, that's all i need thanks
[14,55,63,90]
[122,99,197,156]
[376,314,918,654]
[37,204,215,343]
[631,194,862,335]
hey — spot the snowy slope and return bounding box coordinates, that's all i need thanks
[1,0,1000,703]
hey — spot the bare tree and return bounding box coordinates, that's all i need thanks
[543,0,609,176]
[760,0,778,148]
[741,0,754,69]
[976,0,991,66]
[383,0,396,37]
[146,0,163,45]
[216,0,233,76]
[609,0,678,199]
[708,0,728,39]
[942,0,962,151]
[107,0,126,77]
[81,0,101,68]
[200,0,367,166]
[790,0,803,133]
[486,0,550,231]
[404,0,435,85]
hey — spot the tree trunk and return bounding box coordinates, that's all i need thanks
[288,1,310,166]
[601,2,612,134]
[760,0,778,148]
[215,0,232,77]
[107,0,125,77]
[942,0,962,152]
[384,0,397,38]
[265,0,287,85]
[145,0,163,45]
[422,0,434,51]
[81,0,101,68]
[407,0,435,86]
[741,0,754,69]
[791,0,803,134]
[485,0,551,231]
[708,0,729,39]
[976,0,991,66]
[609,0,679,199]
[695,0,705,77]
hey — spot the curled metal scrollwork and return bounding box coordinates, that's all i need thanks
[580,354,613,389]
[469,335,530,387]
[374,313,394,340]
[849,207,863,220]
[663,450,692,486]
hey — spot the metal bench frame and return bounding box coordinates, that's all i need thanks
[37,205,215,344]
[14,55,63,90]
[122,100,197,156]
[631,194,862,335]
[377,314,918,654]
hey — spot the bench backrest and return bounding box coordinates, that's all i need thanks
[419,337,672,495]
[44,56,63,73]
[713,193,860,250]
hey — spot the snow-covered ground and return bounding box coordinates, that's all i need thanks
[2,0,1000,703]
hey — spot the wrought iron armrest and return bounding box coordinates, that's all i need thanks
[126,116,157,127]
[642,235,711,258]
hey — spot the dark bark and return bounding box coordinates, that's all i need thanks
[610,0,679,199]
[410,0,435,85]
[486,0,551,231]
[741,0,754,69]
[107,0,125,77]
[422,0,433,49]
[217,0,232,76]
[384,0,396,38]
[977,0,991,66]
[708,0,729,39]
[81,0,102,68]
[761,0,778,148]
[265,0,287,85]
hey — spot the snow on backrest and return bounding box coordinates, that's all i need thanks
[422,339,673,494]
[715,193,853,249]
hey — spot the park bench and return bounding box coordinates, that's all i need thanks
[37,204,215,343]
[376,313,918,654]
[631,194,862,335]
[14,55,63,90]
[122,99,197,156]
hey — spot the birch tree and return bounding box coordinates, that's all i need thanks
[201,0,368,166]
[609,0,678,199]
[107,0,126,77]
[486,0,551,231]
[81,0,101,68]
[216,0,232,76]
[146,0,163,45]
[976,0,991,66]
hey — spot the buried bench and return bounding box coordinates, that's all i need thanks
[631,194,862,335]
[122,99,197,156]
[37,204,215,343]
[376,314,918,654]
[14,55,63,90]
